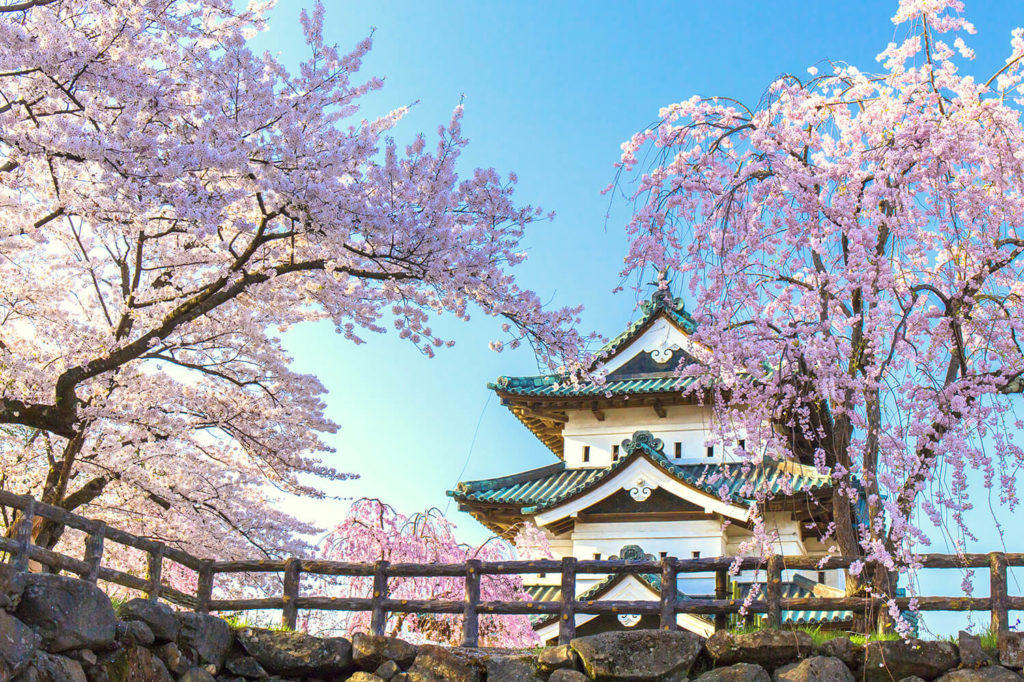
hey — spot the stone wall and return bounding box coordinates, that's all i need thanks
[2,565,1023,682]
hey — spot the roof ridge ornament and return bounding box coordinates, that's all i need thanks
[621,430,663,455]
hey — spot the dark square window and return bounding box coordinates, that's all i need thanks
[583,445,590,463]
[612,444,620,461]
[593,552,601,560]
[818,571,826,584]
[674,442,682,458]
[738,439,746,451]
[706,445,714,458]
[692,551,701,559]
[660,551,668,559]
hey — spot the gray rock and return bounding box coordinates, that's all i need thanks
[352,632,417,670]
[706,629,815,672]
[0,609,41,678]
[64,650,95,667]
[548,670,590,682]
[405,645,481,682]
[936,667,1024,681]
[571,629,704,681]
[898,677,927,682]
[862,638,960,682]
[224,654,267,678]
[774,656,854,682]
[88,644,173,682]
[694,663,771,682]
[177,612,233,671]
[13,574,116,653]
[961,632,995,669]
[117,599,180,643]
[817,636,862,669]
[178,667,216,682]
[538,644,579,673]
[154,642,190,674]
[235,627,353,677]
[375,659,401,679]
[348,674,386,682]
[1000,633,1024,670]
[13,651,87,682]
[116,619,155,647]
[0,563,26,610]
[484,654,544,682]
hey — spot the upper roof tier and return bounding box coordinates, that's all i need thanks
[489,292,704,455]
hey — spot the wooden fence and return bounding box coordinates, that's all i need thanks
[1,490,1022,647]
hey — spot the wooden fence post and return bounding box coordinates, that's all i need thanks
[766,555,782,629]
[370,560,390,636]
[990,552,1009,633]
[714,569,729,632]
[13,496,36,572]
[196,560,215,614]
[461,559,481,647]
[83,521,106,583]
[282,557,300,630]
[558,556,577,645]
[660,556,677,631]
[146,544,164,601]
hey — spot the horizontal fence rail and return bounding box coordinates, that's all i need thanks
[1,490,1022,646]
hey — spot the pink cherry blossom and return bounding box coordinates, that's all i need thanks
[614,0,1024,618]
[0,1,589,577]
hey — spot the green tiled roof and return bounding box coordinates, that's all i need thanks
[491,373,697,397]
[525,575,850,628]
[449,431,832,513]
[489,293,697,399]
[738,581,853,626]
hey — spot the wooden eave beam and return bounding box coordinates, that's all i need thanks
[652,399,667,418]
[590,401,605,422]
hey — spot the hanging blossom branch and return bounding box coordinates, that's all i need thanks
[304,498,550,645]
[612,0,1024,633]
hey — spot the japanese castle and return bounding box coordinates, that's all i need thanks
[449,292,852,643]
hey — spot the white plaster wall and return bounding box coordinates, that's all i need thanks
[563,404,748,468]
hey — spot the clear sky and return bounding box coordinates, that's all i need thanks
[254,1,1024,635]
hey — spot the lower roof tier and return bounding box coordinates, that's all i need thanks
[449,430,833,518]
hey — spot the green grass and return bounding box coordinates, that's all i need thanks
[942,627,1000,657]
[726,623,900,647]
[220,612,293,632]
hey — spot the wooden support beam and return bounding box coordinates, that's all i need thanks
[13,496,36,573]
[370,560,390,636]
[715,569,729,632]
[196,560,215,614]
[660,556,677,630]
[83,521,105,583]
[461,559,481,647]
[990,552,1009,633]
[766,555,782,629]
[146,544,164,601]
[282,557,300,630]
[559,557,577,644]
[590,401,605,422]
[653,400,667,418]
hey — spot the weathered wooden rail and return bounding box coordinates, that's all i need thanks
[1,490,1022,646]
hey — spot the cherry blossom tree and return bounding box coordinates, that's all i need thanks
[304,498,548,646]
[615,0,1024,629]
[0,0,588,568]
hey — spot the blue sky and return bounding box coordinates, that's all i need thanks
[255,1,1024,635]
